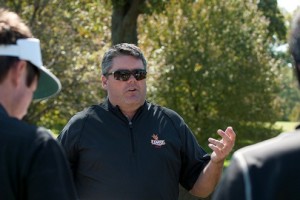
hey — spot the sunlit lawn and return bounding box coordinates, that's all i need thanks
[274,121,299,132]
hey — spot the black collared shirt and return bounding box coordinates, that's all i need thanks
[0,105,78,200]
[58,99,210,200]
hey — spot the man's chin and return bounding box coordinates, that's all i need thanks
[125,98,144,106]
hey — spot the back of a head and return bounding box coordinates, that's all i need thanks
[0,8,32,43]
[0,8,61,100]
[289,9,300,85]
[0,8,33,83]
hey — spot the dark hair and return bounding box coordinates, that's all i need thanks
[101,43,147,75]
[289,10,300,84]
[0,8,39,86]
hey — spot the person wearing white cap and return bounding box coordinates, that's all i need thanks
[0,8,77,199]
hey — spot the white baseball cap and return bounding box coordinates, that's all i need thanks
[0,38,61,100]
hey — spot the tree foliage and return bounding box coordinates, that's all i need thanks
[140,0,282,149]
[1,0,286,145]
[271,8,300,123]
[1,0,112,133]
[111,0,169,45]
[257,0,287,42]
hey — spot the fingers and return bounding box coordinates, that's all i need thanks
[208,126,236,162]
[216,126,236,147]
[208,143,222,155]
[208,138,224,149]
[225,126,236,141]
[208,138,226,154]
[208,141,224,155]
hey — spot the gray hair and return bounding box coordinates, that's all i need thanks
[101,43,147,75]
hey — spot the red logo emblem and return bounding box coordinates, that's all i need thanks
[151,134,166,147]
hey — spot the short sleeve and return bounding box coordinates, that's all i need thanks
[179,124,211,190]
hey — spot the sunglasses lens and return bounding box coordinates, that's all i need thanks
[114,70,131,81]
[133,70,147,80]
[110,69,147,81]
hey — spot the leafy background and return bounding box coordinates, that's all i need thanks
[1,1,300,199]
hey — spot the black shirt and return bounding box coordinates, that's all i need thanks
[58,99,210,200]
[212,132,300,200]
[0,105,78,200]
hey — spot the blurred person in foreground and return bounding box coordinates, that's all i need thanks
[0,8,77,200]
[212,9,300,200]
[58,42,236,200]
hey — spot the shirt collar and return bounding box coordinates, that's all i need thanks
[106,98,146,119]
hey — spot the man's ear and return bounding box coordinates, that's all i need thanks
[101,75,108,90]
[10,60,27,87]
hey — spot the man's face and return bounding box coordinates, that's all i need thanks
[101,55,147,110]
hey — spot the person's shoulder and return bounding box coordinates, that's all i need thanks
[33,127,63,150]
[4,117,38,139]
[3,118,55,145]
[278,129,300,140]
[61,104,107,135]
[241,130,300,151]
[69,104,104,121]
[273,130,300,148]
[233,131,300,164]
[35,127,56,140]
[147,101,181,116]
[146,101,184,121]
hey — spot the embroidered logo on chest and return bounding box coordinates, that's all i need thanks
[151,134,166,147]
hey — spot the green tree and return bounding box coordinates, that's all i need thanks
[275,52,300,121]
[1,1,288,199]
[110,0,168,45]
[140,0,281,150]
[257,0,287,42]
[2,0,285,144]
[30,0,112,132]
[271,8,300,123]
[1,0,111,133]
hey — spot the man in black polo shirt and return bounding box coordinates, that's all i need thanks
[58,43,236,199]
[212,9,300,200]
[0,8,77,200]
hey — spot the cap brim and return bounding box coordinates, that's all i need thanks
[33,66,62,100]
[0,38,62,100]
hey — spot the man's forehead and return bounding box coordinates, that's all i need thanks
[111,55,144,68]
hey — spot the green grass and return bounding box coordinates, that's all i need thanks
[274,121,299,132]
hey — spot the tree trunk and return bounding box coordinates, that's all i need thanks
[111,0,145,45]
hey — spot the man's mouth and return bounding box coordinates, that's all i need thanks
[128,88,137,92]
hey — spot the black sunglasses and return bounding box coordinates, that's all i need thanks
[105,69,147,81]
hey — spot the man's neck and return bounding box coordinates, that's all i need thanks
[117,105,139,120]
